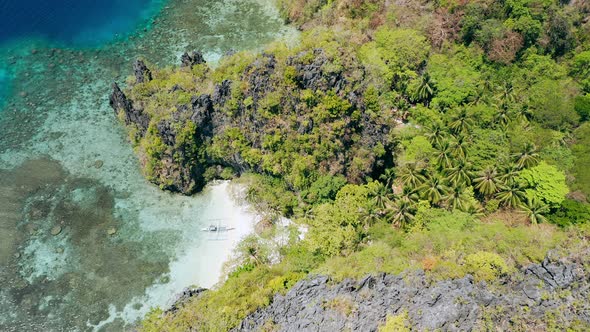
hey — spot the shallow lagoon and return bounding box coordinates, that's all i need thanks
[0,0,296,330]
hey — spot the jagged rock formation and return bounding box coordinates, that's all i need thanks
[234,252,590,331]
[180,51,206,68]
[109,47,395,195]
[109,83,150,133]
[287,49,347,94]
[133,59,152,83]
[166,288,208,314]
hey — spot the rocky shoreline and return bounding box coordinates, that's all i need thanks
[165,250,590,331]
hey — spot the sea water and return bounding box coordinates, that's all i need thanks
[0,67,10,109]
[0,0,164,46]
[0,0,297,330]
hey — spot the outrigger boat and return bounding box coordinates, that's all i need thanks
[201,218,235,232]
[201,224,235,232]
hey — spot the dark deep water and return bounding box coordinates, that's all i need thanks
[0,0,164,108]
[0,0,163,46]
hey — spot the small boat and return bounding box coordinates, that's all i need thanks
[201,224,235,232]
[202,224,218,232]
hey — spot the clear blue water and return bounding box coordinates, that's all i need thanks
[0,0,163,46]
[0,0,164,109]
[0,67,9,109]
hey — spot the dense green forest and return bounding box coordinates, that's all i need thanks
[110,0,590,330]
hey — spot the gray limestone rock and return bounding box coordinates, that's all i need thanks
[234,253,590,331]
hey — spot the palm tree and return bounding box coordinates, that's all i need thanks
[398,163,426,189]
[491,82,516,123]
[451,134,468,159]
[519,197,550,224]
[434,140,453,170]
[371,181,391,213]
[379,168,396,192]
[419,175,449,205]
[245,187,259,204]
[302,207,315,220]
[237,235,269,266]
[514,106,532,123]
[464,203,485,218]
[398,186,420,205]
[446,158,473,186]
[362,208,382,228]
[425,121,446,148]
[444,185,470,211]
[499,164,520,184]
[495,82,515,105]
[387,199,416,228]
[414,72,436,105]
[512,143,540,169]
[449,108,474,134]
[496,181,525,208]
[493,108,511,128]
[473,167,501,197]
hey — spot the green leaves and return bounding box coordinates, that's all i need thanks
[512,142,540,169]
[359,28,430,90]
[518,197,550,225]
[428,48,482,110]
[517,161,569,208]
[306,184,373,257]
[474,167,501,197]
[528,79,580,130]
[373,28,430,72]
[496,181,526,208]
[419,175,449,205]
[572,123,590,196]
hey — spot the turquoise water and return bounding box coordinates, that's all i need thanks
[0,67,9,109]
[0,0,296,330]
[0,0,164,46]
[0,0,165,111]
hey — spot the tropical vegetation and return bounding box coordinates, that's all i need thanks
[126,0,590,330]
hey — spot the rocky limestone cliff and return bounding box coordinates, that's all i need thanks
[229,252,590,331]
[109,48,394,195]
[133,59,152,84]
[109,82,150,134]
[180,51,206,68]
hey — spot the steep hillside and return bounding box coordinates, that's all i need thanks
[107,0,590,330]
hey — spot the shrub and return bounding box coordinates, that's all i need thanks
[574,94,590,122]
[550,199,590,227]
[379,311,411,332]
[302,175,347,204]
[324,296,357,316]
[268,272,306,294]
[518,162,569,208]
[464,251,510,282]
